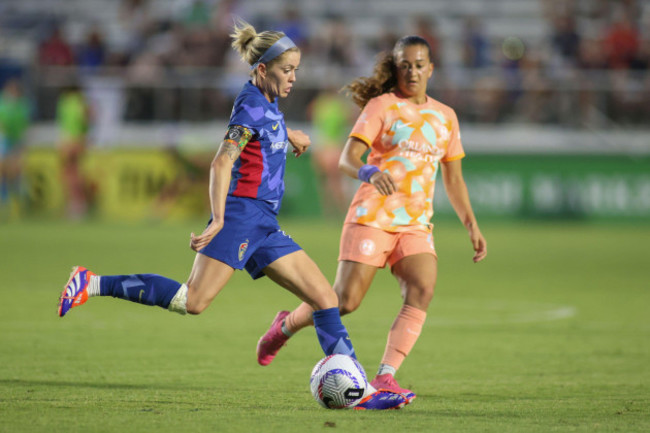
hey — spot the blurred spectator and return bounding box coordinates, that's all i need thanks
[314,15,356,67]
[38,25,74,67]
[308,87,357,216]
[76,28,107,72]
[608,30,648,123]
[118,0,154,58]
[210,0,247,68]
[276,4,309,51]
[124,51,164,120]
[516,47,555,124]
[182,0,211,29]
[608,67,647,123]
[0,79,30,216]
[630,39,650,71]
[57,84,92,219]
[575,38,607,128]
[468,75,506,123]
[577,38,606,70]
[211,0,246,34]
[414,17,441,65]
[550,14,581,66]
[374,23,399,54]
[462,16,490,68]
[602,11,640,69]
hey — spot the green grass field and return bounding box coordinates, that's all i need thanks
[1,218,648,432]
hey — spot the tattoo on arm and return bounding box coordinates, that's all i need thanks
[218,140,242,160]
[219,125,253,160]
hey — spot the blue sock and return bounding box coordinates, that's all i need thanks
[312,307,356,359]
[99,274,181,309]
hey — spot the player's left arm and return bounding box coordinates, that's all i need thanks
[286,127,310,157]
[441,159,487,263]
[190,125,252,252]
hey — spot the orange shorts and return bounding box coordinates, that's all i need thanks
[338,223,436,268]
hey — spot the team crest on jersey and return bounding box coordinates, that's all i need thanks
[238,239,249,261]
[359,239,376,256]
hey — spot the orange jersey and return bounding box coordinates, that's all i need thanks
[345,92,465,233]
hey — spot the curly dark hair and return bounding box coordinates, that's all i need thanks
[344,36,432,108]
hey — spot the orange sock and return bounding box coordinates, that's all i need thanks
[284,302,314,334]
[380,305,427,371]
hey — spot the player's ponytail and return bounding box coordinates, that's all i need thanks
[230,19,297,73]
[345,35,432,108]
[230,19,258,60]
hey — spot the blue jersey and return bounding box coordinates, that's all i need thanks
[227,81,290,213]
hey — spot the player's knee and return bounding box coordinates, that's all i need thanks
[185,302,206,315]
[310,287,338,311]
[338,294,361,316]
[185,292,208,315]
[406,282,435,309]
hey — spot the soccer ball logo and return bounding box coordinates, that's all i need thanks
[310,354,368,409]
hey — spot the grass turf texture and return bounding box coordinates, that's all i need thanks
[0,219,648,432]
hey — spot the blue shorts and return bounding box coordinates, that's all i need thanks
[199,196,302,279]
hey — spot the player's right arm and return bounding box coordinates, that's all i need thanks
[190,125,252,252]
[339,137,397,195]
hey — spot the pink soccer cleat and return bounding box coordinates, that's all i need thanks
[57,266,96,317]
[370,374,417,404]
[256,310,290,366]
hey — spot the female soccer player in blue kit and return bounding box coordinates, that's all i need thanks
[56,20,405,410]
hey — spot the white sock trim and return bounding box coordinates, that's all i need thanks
[168,284,188,315]
[377,364,397,377]
[281,320,294,337]
[87,275,101,297]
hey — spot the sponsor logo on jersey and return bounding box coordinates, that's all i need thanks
[271,140,289,151]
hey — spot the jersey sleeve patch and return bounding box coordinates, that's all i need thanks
[225,125,253,150]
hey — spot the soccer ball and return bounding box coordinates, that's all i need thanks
[309,354,368,409]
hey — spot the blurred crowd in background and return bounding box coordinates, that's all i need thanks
[1,0,649,128]
[1,0,650,221]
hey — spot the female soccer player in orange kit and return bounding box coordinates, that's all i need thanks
[256,35,487,405]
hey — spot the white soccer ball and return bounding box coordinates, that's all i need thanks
[309,354,368,409]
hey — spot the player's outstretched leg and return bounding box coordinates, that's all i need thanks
[58,266,188,317]
[256,310,291,366]
[58,266,95,317]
